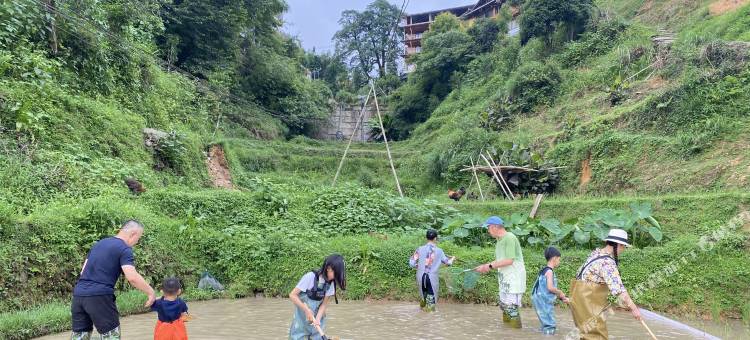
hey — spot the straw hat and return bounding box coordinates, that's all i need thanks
[604,228,631,247]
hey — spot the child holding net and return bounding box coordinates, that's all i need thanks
[409,229,455,311]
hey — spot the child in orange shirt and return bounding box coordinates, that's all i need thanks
[151,277,189,340]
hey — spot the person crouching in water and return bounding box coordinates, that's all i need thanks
[289,254,346,340]
[409,229,455,311]
[531,247,569,335]
[151,277,190,340]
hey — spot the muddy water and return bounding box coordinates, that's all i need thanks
[36,298,747,339]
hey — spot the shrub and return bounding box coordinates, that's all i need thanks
[505,61,562,113]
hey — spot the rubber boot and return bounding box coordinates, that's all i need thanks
[505,305,522,329]
[71,332,92,340]
[100,327,121,340]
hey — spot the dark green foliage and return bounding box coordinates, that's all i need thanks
[153,130,187,172]
[520,0,594,45]
[487,143,561,196]
[485,61,561,129]
[389,29,474,138]
[506,61,561,112]
[557,18,628,68]
[467,18,505,54]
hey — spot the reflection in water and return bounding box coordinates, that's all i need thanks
[36,298,746,339]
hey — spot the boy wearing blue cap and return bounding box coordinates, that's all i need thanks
[475,216,526,328]
[409,229,455,311]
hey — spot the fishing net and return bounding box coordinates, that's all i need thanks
[443,264,482,294]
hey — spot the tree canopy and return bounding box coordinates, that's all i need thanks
[519,0,593,45]
[334,0,402,80]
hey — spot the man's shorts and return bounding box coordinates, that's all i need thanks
[71,295,120,333]
[499,292,522,307]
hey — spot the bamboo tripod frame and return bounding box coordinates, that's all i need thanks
[332,82,404,198]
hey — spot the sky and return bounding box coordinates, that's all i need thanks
[282,0,473,53]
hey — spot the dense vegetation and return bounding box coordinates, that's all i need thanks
[2,0,750,338]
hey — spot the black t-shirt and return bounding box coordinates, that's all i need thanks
[73,237,134,296]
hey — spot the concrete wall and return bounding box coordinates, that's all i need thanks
[316,103,379,142]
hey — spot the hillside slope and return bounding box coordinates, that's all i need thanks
[398,0,750,196]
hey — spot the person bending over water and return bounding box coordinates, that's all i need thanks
[409,229,455,311]
[569,229,642,340]
[152,277,190,340]
[71,220,155,340]
[289,254,346,340]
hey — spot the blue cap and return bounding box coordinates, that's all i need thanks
[483,216,504,228]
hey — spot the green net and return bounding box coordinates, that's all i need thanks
[443,264,482,293]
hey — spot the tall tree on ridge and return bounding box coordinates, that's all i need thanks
[334,0,402,81]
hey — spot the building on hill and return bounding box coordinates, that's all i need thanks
[400,0,519,72]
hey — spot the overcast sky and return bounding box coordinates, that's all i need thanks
[282,0,473,53]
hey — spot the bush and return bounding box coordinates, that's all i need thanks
[505,61,562,113]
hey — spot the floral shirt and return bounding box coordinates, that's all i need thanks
[577,249,626,296]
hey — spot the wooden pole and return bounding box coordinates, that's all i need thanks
[485,152,515,201]
[480,154,512,200]
[640,319,659,340]
[332,87,373,186]
[470,156,485,201]
[371,82,404,198]
[529,194,544,218]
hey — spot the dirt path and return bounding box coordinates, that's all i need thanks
[206,144,233,189]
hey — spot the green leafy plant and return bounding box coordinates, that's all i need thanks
[153,130,186,172]
[441,203,662,248]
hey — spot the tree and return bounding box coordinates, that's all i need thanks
[389,28,474,139]
[519,0,593,45]
[160,0,287,76]
[303,51,350,95]
[467,18,505,54]
[424,12,462,39]
[334,0,401,80]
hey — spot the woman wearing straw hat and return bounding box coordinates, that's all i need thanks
[569,228,642,340]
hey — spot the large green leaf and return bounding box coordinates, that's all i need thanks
[540,218,562,234]
[629,202,653,219]
[647,226,663,242]
[509,212,527,227]
[574,229,591,244]
[453,227,470,238]
[511,228,531,236]
[554,224,575,242]
[645,216,662,230]
[527,236,543,245]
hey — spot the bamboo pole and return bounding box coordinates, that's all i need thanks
[640,319,659,340]
[485,151,515,201]
[371,82,403,198]
[332,87,373,186]
[480,154,512,200]
[529,194,544,218]
[470,156,485,201]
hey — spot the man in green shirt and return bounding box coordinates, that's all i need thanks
[475,216,526,328]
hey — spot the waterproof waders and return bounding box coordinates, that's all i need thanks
[500,301,522,328]
[569,255,614,340]
[289,274,331,340]
[420,273,436,312]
